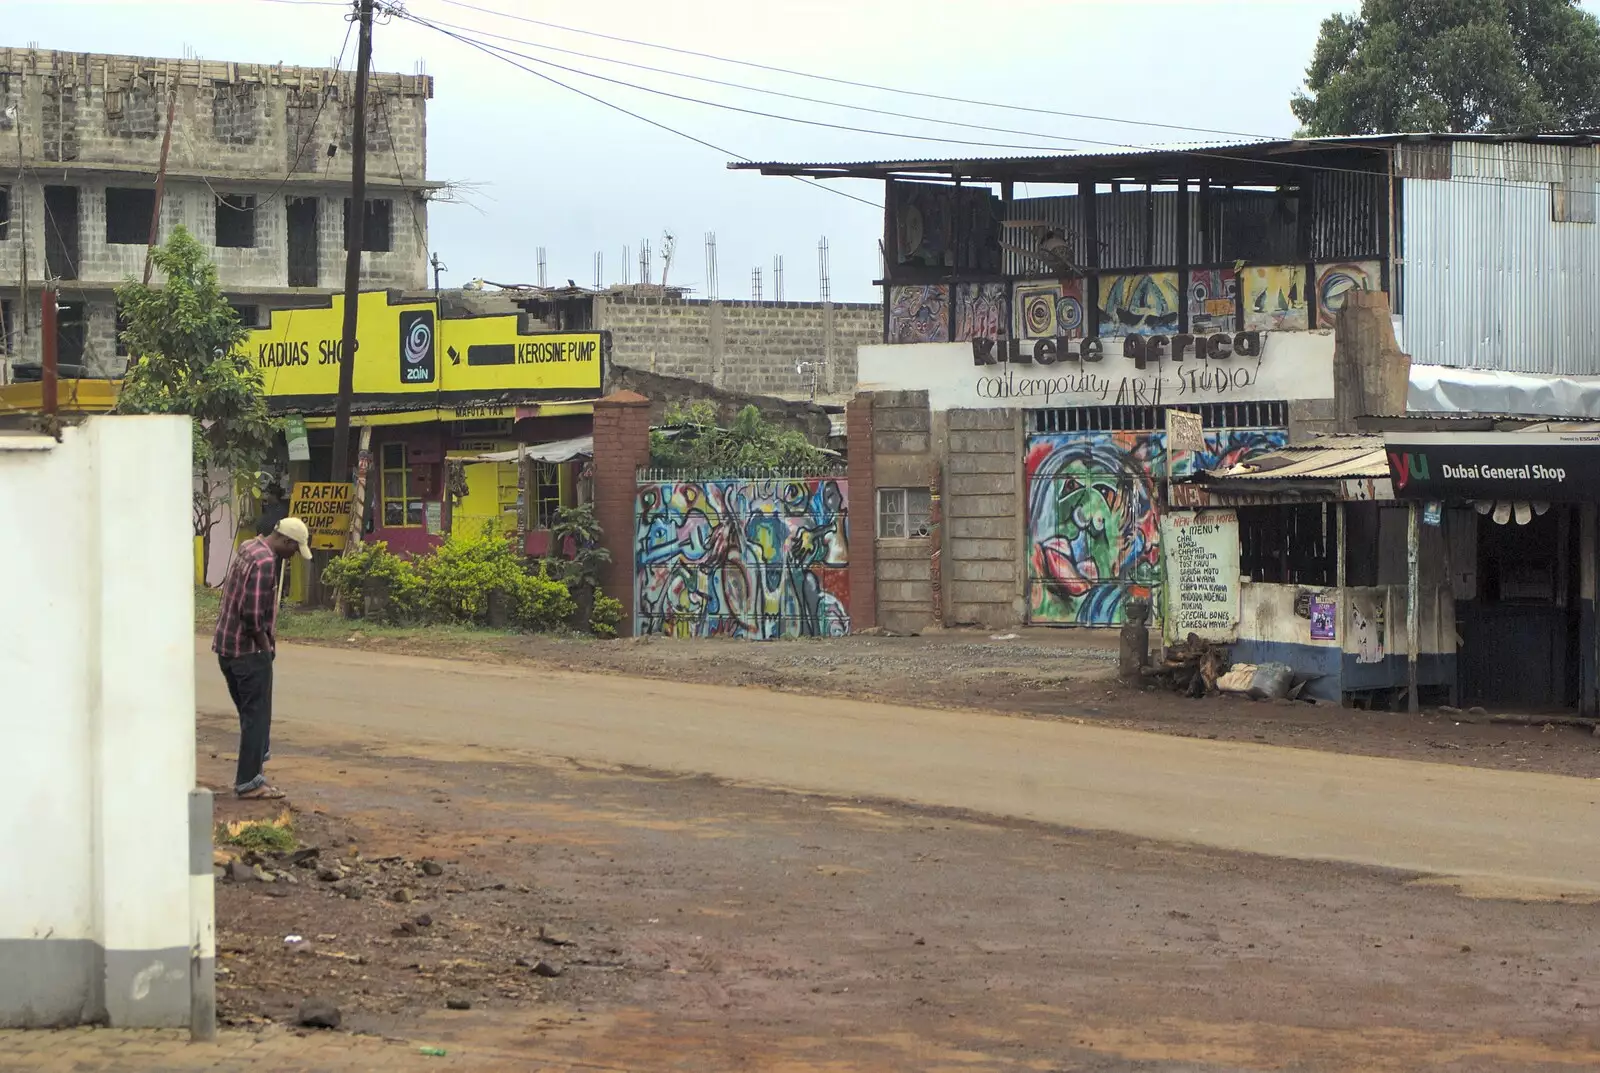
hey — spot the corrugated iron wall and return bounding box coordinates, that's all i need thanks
[1403,154,1600,375]
[1004,182,1382,275]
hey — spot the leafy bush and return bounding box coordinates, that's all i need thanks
[321,542,421,622]
[512,567,578,632]
[589,592,624,639]
[412,523,575,630]
[650,401,833,473]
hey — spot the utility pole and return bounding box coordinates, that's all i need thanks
[143,70,179,286]
[331,0,374,485]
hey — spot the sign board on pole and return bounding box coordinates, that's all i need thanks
[283,414,311,462]
[1161,510,1241,642]
[288,481,355,551]
[1165,408,1205,453]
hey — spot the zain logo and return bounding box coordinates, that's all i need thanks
[398,310,436,384]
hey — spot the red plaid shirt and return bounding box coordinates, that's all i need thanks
[213,537,279,658]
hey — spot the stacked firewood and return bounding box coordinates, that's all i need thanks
[1142,634,1230,697]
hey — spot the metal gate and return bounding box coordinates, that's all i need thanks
[1024,422,1288,626]
[634,472,850,639]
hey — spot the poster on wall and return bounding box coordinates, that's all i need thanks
[1309,594,1337,640]
[1161,510,1241,642]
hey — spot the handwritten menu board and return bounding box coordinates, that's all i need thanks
[1162,510,1240,641]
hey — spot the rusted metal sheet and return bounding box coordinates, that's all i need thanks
[1402,177,1600,375]
[1394,143,1451,180]
[1449,141,1584,184]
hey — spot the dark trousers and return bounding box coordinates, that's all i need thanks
[219,652,274,792]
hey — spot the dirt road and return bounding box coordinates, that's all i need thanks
[199,640,1600,898]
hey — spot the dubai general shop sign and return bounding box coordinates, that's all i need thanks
[1384,432,1600,500]
[858,331,1334,411]
[248,291,604,410]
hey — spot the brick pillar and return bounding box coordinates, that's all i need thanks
[592,390,652,636]
[845,393,877,631]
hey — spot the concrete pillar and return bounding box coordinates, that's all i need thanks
[88,417,197,1026]
[592,390,652,636]
[845,393,876,630]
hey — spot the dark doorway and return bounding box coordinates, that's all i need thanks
[286,196,319,287]
[1457,505,1581,709]
[55,300,86,371]
[44,186,80,280]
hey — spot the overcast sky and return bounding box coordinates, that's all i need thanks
[9,0,1478,302]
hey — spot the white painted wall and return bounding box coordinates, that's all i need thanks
[0,416,199,1027]
[859,332,1336,412]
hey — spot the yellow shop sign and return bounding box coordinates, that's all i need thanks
[248,291,604,408]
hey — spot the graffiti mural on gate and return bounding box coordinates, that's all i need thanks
[888,284,950,344]
[635,477,850,638]
[1025,428,1286,625]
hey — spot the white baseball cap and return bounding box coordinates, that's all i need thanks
[274,517,315,560]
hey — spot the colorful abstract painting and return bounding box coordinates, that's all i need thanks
[887,284,950,344]
[1025,428,1287,626]
[1012,279,1086,340]
[1242,265,1308,331]
[1097,272,1181,337]
[1187,268,1238,335]
[1315,261,1381,327]
[954,282,1007,342]
[635,477,850,639]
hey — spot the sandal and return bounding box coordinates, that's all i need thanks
[237,785,287,800]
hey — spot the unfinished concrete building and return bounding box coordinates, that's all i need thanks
[0,48,435,379]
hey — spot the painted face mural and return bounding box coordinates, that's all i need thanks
[1025,428,1287,625]
[635,478,850,639]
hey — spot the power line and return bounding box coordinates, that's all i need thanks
[426,0,1276,143]
[395,9,881,210]
[412,12,1138,150]
[413,6,1600,197]
[407,18,1076,154]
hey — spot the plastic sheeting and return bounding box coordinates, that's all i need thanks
[1408,365,1600,419]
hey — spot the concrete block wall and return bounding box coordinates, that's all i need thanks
[943,408,1025,628]
[0,415,206,1027]
[596,295,881,399]
[0,49,430,180]
[871,390,936,634]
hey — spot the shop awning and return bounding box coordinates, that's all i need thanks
[1200,437,1390,482]
[467,435,593,465]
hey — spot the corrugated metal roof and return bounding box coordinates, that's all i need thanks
[1199,437,1389,481]
[730,132,1600,179]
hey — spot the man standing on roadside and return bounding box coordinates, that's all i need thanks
[214,517,313,799]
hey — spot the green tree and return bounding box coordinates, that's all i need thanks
[114,226,276,571]
[1291,0,1600,135]
[648,401,833,472]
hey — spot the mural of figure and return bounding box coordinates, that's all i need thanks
[888,285,950,344]
[635,478,850,639]
[1025,428,1288,625]
[954,282,1007,342]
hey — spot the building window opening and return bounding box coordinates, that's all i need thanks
[343,197,393,253]
[381,442,423,527]
[0,186,10,240]
[105,186,156,245]
[114,303,131,357]
[286,196,319,287]
[878,487,931,539]
[44,186,80,280]
[215,194,257,248]
[532,462,576,530]
[1237,503,1335,587]
[228,303,261,329]
[55,300,87,371]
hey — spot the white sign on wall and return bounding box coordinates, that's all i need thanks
[858,331,1335,412]
[1162,509,1241,643]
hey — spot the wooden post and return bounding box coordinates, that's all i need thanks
[142,76,179,287]
[1336,500,1347,706]
[331,0,375,484]
[1406,500,1420,712]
